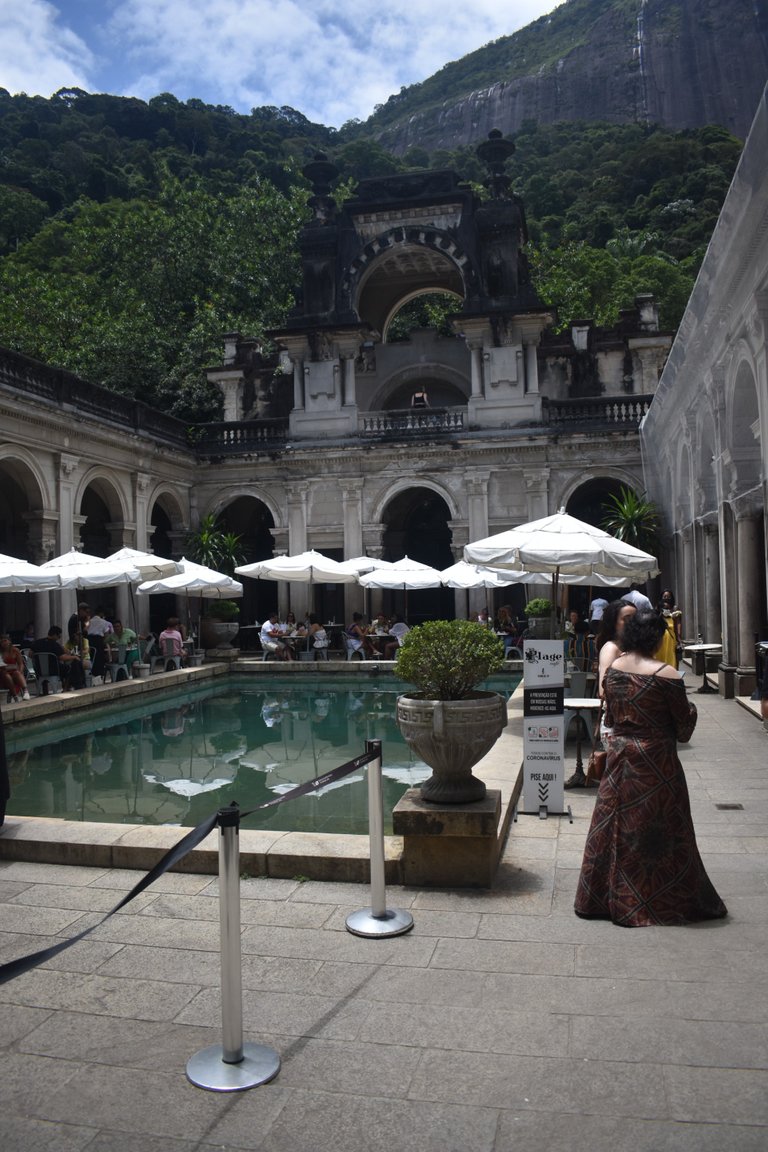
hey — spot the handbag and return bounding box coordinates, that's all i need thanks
[586,747,607,782]
[586,700,606,782]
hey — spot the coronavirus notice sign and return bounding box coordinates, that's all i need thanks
[522,639,565,814]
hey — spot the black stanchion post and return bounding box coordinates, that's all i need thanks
[346,740,414,938]
[186,802,281,1092]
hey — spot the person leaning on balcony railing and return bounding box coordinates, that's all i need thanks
[410,388,429,408]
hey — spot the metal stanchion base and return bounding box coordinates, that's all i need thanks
[697,677,718,694]
[186,1042,281,1092]
[345,907,414,938]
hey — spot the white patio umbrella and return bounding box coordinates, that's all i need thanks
[440,560,517,590]
[358,556,442,590]
[464,509,659,580]
[336,556,394,576]
[236,549,359,584]
[41,548,145,588]
[105,547,182,580]
[0,552,64,591]
[465,509,659,632]
[136,558,243,599]
[359,556,443,618]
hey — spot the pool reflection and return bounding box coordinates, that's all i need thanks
[7,679,515,834]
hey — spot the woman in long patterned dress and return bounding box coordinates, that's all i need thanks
[575,611,727,927]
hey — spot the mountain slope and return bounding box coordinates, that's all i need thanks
[366,0,768,154]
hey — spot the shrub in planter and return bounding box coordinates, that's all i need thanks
[205,599,240,621]
[394,620,507,804]
[525,597,552,618]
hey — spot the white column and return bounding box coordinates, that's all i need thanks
[524,341,539,395]
[736,514,761,668]
[293,360,304,411]
[703,523,721,644]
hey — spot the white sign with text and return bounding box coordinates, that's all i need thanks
[522,639,565,813]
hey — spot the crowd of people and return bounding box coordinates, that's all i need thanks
[0,604,194,697]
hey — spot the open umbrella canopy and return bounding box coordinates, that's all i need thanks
[41,548,145,588]
[335,556,394,577]
[358,556,443,590]
[464,509,659,581]
[0,552,64,591]
[105,547,182,581]
[440,560,517,590]
[236,550,358,585]
[136,558,243,599]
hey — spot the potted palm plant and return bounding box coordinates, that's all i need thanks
[394,619,506,804]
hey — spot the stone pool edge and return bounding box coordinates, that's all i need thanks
[0,660,525,885]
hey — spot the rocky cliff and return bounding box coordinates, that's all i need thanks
[370,0,768,155]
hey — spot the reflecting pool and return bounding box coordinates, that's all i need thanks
[6,675,518,835]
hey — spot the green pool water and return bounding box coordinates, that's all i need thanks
[5,675,518,835]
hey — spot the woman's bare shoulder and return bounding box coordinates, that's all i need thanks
[656,663,683,680]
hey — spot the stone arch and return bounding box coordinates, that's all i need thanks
[560,471,641,527]
[207,491,279,623]
[375,482,457,622]
[371,362,470,410]
[0,446,52,512]
[149,487,188,558]
[381,286,463,344]
[76,470,128,556]
[349,228,475,337]
[368,476,460,526]
[727,355,761,496]
[203,487,284,532]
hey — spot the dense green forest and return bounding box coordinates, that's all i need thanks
[0,88,743,421]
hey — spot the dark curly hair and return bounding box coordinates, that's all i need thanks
[595,598,636,652]
[621,610,667,656]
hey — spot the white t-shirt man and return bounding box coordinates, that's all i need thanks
[588,597,608,624]
[622,589,653,612]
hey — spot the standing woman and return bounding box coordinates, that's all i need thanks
[655,589,683,669]
[575,611,727,926]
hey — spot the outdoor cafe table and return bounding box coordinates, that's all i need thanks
[683,643,722,694]
[563,697,602,776]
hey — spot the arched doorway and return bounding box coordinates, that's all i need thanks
[0,457,44,639]
[218,497,276,626]
[381,487,455,623]
[565,476,631,621]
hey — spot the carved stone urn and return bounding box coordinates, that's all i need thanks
[396,691,508,804]
[200,620,240,650]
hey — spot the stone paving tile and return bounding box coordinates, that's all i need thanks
[353,963,486,1008]
[2,1114,98,1152]
[570,1012,768,1068]
[0,1051,85,1114]
[664,1065,768,1125]
[429,936,575,976]
[0,903,97,937]
[9,882,160,913]
[75,1135,201,1152]
[201,875,301,900]
[178,984,373,1042]
[88,912,223,951]
[494,1111,768,1152]
[206,1089,500,1152]
[0,878,35,901]
[0,968,201,1021]
[408,1048,668,1118]
[87,867,214,894]
[22,1063,238,1141]
[0,861,111,886]
[359,999,569,1057]
[18,1010,219,1070]
[277,1036,422,1096]
[239,923,437,966]
[140,891,337,929]
[97,941,324,993]
[3,1002,53,1043]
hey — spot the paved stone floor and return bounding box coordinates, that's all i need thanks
[1,687,766,1151]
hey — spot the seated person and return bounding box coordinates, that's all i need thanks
[475,607,491,628]
[31,626,85,690]
[383,616,410,660]
[158,617,188,665]
[347,612,376,658]
[260,613,294,661]
[495,605,519,657]
[107,619,140,670]
[308,614,329,652]
[0,633,30,700]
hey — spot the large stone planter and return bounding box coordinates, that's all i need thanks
[200,619,240,649]
[396,691,508,804]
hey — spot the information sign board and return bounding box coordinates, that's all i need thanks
[522,639,565,813]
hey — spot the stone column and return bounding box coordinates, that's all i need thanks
[342,353,357,408]
[293,359,304,411]
[469,345,483,397]
[341,478,365,616]
[735,513,761,683]
[24,512,59,641]
[703,521,721,645]
[465,473,490,617]
[523,340,539,395]
[285,482,310,618]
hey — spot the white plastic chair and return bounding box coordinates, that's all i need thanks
[343,634,364,661]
